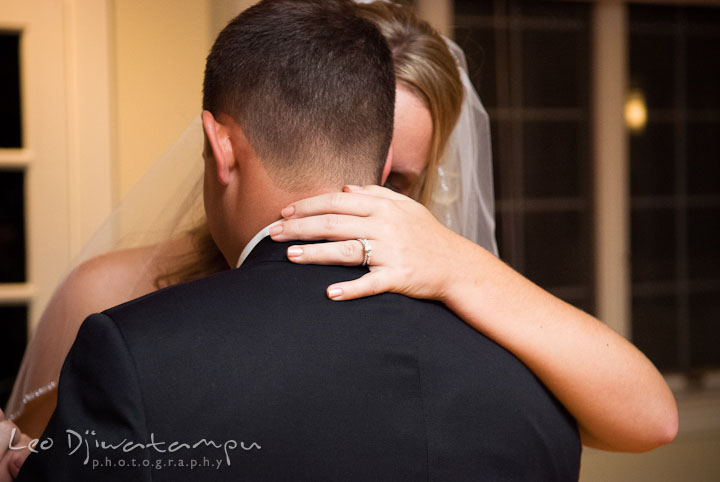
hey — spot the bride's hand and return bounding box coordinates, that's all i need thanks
[0,409,31,481]
[270,185,480,301]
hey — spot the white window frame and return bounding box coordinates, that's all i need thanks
[0,0,112,331]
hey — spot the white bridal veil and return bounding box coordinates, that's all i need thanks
[430,39,498,256]
[5,0,497,424]
[354,2,498,256]
[4,119,207,424]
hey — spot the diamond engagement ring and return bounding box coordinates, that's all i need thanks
[357,238,372,266]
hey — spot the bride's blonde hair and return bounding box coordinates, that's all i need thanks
[156,0,465,288]
[356,1,463,206]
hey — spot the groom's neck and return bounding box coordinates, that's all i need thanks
[229,180,340,265]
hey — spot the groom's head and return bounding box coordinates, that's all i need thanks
[201,0,395,262]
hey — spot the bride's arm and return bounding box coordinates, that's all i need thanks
[270,185,678,453]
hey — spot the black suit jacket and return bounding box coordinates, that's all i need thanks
[18,238,580,481]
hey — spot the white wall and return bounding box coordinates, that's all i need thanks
[111,0,212,200]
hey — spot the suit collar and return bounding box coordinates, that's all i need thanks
[236,220,283,268]
[241,236,320,269]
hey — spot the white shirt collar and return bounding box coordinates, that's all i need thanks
[236,220,283,268]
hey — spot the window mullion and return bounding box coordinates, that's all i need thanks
[592,2,631,338]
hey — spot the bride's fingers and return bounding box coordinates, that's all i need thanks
[344,184,410,201]
[270,215,373,242]
[286,240,365,266]
[0,421,17,445]
[6,431,30,479]
[326,271,390,301]
[281,191,384,219]
[10,455,25,480]
[8,442,30,479]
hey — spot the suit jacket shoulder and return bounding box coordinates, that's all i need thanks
[21,239,581,481]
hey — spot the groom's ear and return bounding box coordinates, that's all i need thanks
[380,145,393,185]
[201,110,233,186]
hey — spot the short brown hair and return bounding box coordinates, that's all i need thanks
[203,0,396,190]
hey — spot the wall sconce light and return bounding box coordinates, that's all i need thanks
[625,88,648,134]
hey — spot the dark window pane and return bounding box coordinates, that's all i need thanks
[631,209,676,283]
[0,305,27,408]
[687,122,720,196]
[687,34,720,111]
[630,122,675,196]
[629,33,676,110]
[689,292,720,369]
[455,27,497,109]
[495,209,508,261]
[628,3,720,373]
[629,4,677,24]
[456,0,593,313]
[519,1,588,20]
[0,33,22,148]
[524,211,591,288]
[632,295,679,371]
[0,170,26,282]
[454,0,494,16]
[522,30,587,108]
[523,121,584,197]
[492,119,512,200]
[687,208,720,280]
[686,8,720,30]
[687,122,720,194]
[568,296,593,315]
[490,119,501,195]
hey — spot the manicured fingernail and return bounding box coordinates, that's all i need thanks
[281,205,295,218]
[269,224,283,236]
[344,185,362,191]
[328,287,343,299]
[287,246,303,257]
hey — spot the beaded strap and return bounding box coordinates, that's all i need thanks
[7,380,57,422]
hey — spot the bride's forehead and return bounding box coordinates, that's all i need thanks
[392,85,433,173]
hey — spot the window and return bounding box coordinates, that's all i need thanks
[454,0,595,313]
[628,5,720,373]
[0,1,113,411]
[453,1,720,379]
[0,306,27,406]
[0,32,22,148]
[0,170,26,283]
[0,31,27,407]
